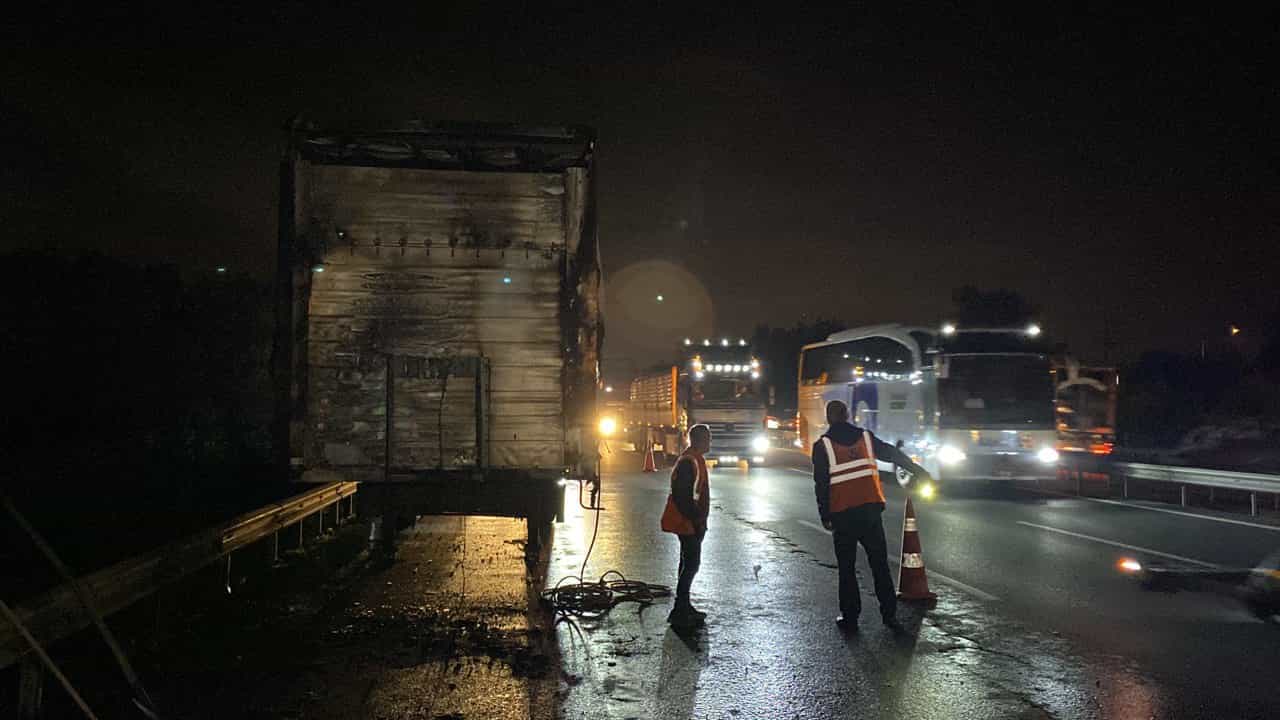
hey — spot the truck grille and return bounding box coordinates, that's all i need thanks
[704,422,754,435]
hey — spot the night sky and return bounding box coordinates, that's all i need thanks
[5,5,1276,374]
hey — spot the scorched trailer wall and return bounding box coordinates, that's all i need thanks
[273,122,601,542]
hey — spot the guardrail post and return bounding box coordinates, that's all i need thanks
[318,506,324,535]
[270,530,280,565]
[1208,487,1215,505]
[224,554,233,595]
[299,516,305,549]
[1250,492,1258,517]
[1122,473,1128,499]
[1180,485,1188,507]
[1075,470,1082,496]
[18,657,44,719]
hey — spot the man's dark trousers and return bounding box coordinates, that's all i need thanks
[831,503,896,620]
[676,530,705,606]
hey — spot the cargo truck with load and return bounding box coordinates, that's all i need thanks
[628,338,771,465]
[272,121,602,550]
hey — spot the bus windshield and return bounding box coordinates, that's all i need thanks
[939,355,1054,429]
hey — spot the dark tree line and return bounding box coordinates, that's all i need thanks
[751,319,846,411]
[0,252,276,536]
[1120,312,1280,449]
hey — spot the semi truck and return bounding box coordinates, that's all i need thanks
[272,121,602,549]
[628,338,771,465]
[1052,358,1118,456]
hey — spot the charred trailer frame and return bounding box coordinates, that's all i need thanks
[272,122,601,549]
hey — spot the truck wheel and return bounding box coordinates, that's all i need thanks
[525,507,553,561]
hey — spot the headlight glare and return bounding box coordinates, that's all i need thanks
[938,445,966,465]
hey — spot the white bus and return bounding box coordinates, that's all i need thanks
[797,324,1060,484]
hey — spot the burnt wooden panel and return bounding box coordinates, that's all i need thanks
[300,166,567,473]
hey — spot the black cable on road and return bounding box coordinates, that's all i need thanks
[541,485,672,619]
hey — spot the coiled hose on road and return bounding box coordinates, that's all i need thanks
[540,488,672,619]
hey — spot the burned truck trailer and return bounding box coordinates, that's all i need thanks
[273,122,601,544]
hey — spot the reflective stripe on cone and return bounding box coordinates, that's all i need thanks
[897,496,937,604]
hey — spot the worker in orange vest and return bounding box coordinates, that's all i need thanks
[660,424,712,627]
[813,400,932,631]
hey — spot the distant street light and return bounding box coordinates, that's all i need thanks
[656,294,664,302]
[1230,325,1241,336]
[604,386,614,393]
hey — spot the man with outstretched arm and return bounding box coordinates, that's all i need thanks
[812,400,933,632]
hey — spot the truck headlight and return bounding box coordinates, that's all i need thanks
[938,445,966,465]
[751,435,770,453]
[1037,447,1060,464]
[598,417,617,436]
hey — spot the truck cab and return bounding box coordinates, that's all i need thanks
[631,338,771,466]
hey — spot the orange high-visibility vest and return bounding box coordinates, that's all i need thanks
[820,432,886,512]
[660,449,709,535]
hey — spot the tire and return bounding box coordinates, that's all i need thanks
[525,506,553,559]
[1245,596,1279,622]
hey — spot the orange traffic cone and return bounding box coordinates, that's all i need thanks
[897,496,937,604]
[642,440,658,472]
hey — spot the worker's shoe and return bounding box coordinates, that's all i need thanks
[882,616,907,634]
[835,615,858,631]
[682,603,707,621]
[668,602,705,627]
[665,602,706,625]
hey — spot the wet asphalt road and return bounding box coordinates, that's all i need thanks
[547,450,1280,719]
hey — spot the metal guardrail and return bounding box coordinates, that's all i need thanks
[1111,462,1280,516]
[0,481,358,669]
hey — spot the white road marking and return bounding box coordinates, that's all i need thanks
[785,468,812,476]
[1016,520,1219,568]
[798,520,829,533]
[886,558,1002,602]
[1027,488,1280,533]
[797,518,1001,601]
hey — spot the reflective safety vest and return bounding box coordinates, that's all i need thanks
[660,449,710,535]
[820,432,886,513]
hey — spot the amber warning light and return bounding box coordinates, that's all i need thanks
[1118,558,1143,573]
